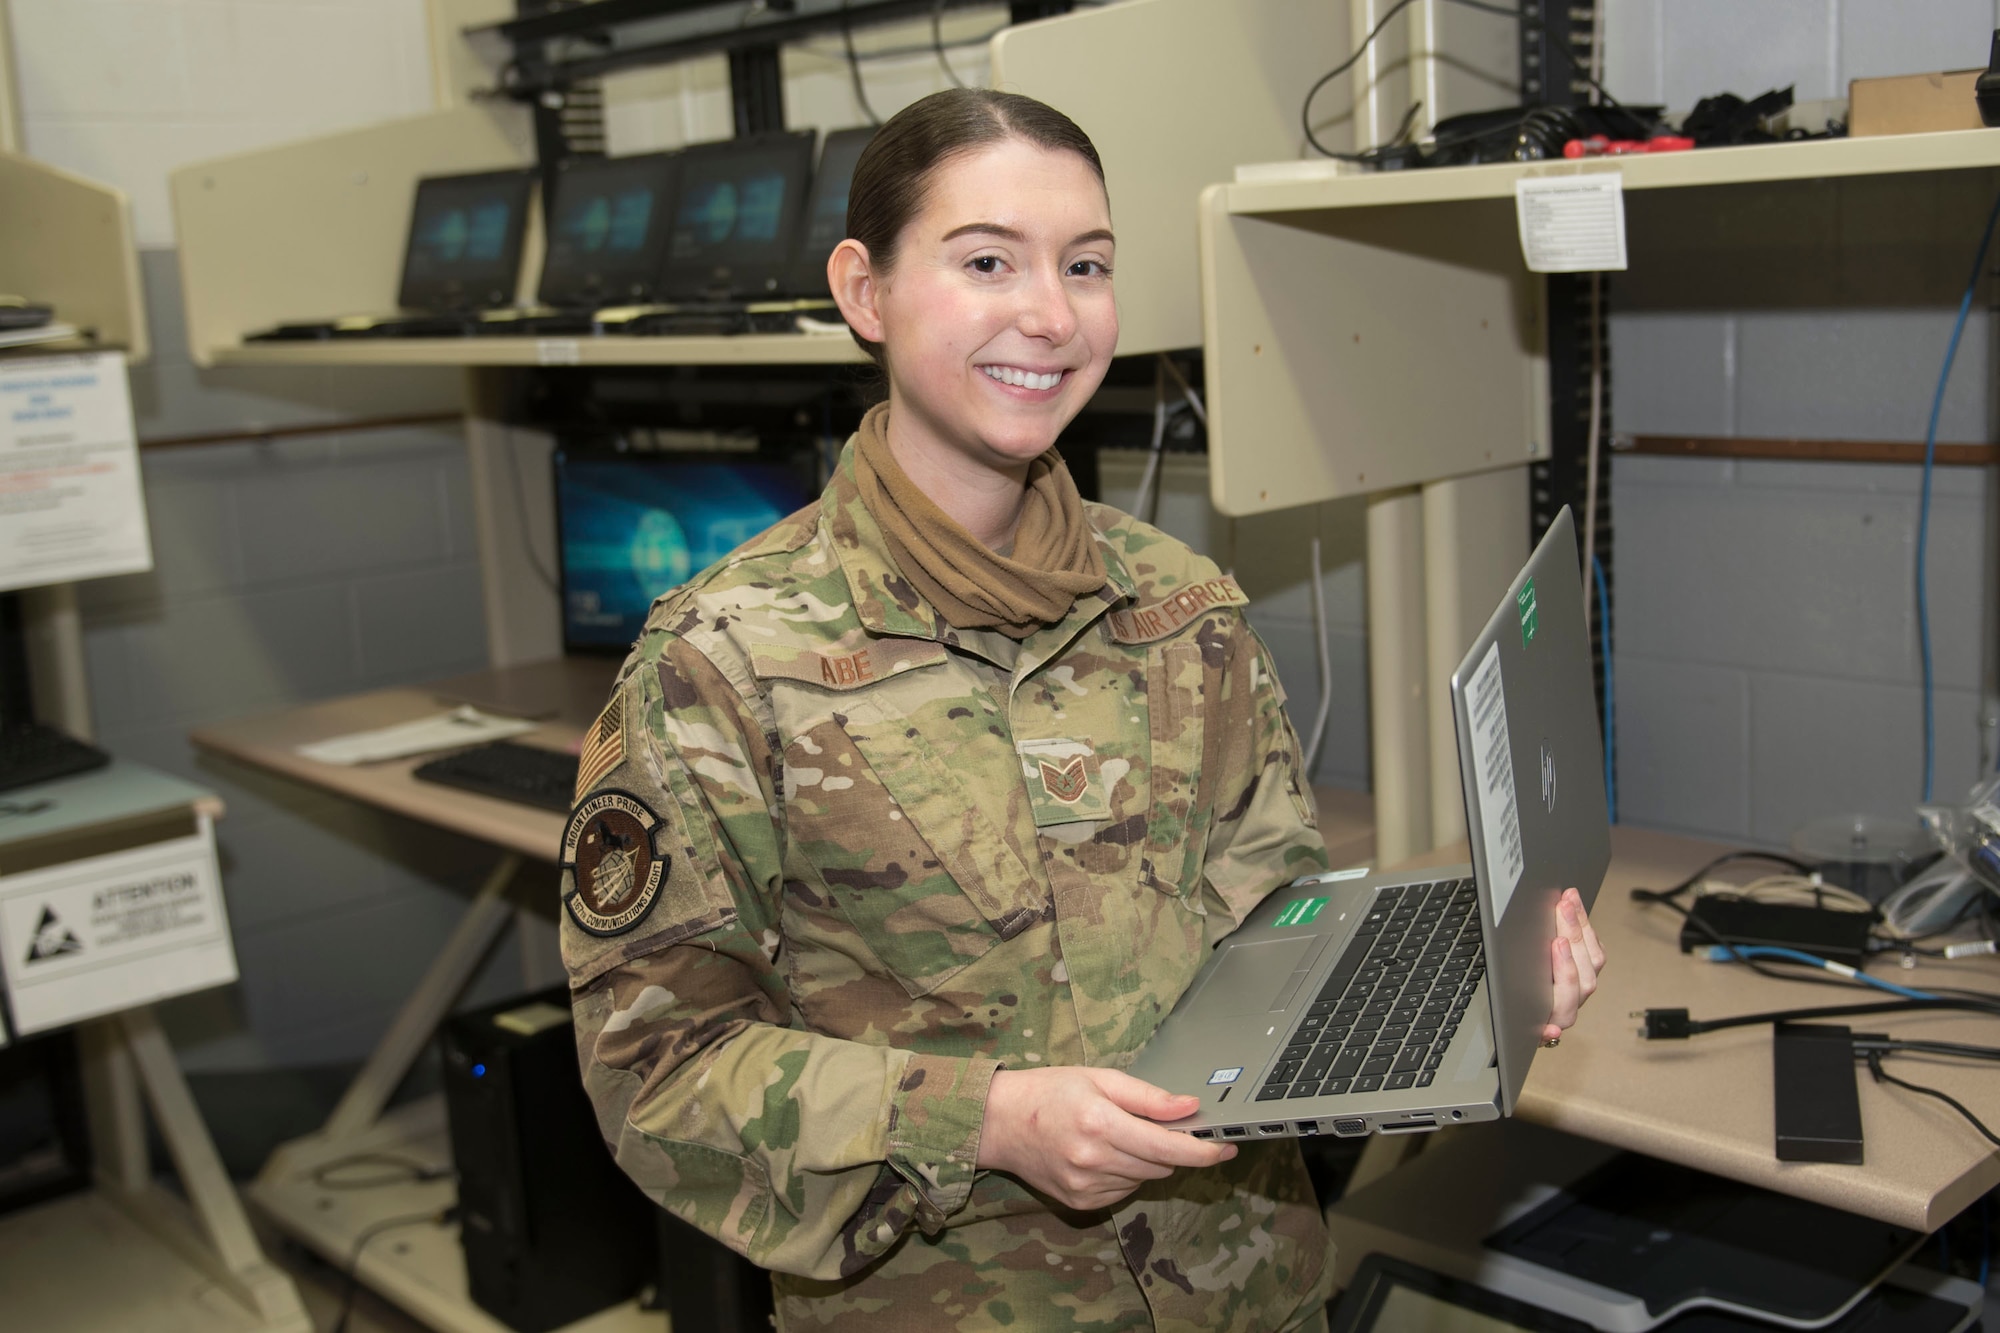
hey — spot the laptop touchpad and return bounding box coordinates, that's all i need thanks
[1194,937,1318,1016]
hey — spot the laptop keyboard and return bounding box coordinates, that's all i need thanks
[1255,879,1484,1103]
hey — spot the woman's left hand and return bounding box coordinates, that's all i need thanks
[1544,887,1606,1042]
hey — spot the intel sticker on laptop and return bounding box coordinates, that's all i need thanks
[1208,1067,1243,1085]
[1273,896,1329,927]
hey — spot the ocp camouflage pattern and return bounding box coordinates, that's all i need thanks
[561,442,1336,1331]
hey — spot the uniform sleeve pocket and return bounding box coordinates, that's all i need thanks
[1143,640,1210,903]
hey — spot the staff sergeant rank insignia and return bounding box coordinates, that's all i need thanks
[1039,755,1090,805]
[561,790,668,937]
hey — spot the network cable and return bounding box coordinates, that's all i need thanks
[1695,943,1938,1000]
[1301,0,1620,161]
[1917,184,2000,801]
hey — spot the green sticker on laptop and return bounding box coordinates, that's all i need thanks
[1274,896,1329,927]
[1517,577,1538,646]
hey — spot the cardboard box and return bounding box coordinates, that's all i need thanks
[1849,69,1985,137]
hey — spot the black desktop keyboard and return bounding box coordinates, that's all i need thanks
[1255,879,1484,1103]
[412,741,579,813]
[0,721,111,793]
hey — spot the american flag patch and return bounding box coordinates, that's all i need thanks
[573,691,626,800]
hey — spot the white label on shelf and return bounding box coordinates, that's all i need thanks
[1514,173,1627,273]
[536,339,581,366]
[0,352,153,593]
[0,817,236,1035]
[1465,641,1525,920]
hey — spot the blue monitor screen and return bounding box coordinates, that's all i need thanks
[557,454,814,652]
[413,200,512,263]
[557,188,656,256]
[674,171,788,253]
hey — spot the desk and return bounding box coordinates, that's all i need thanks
[194,660,1997,1319]
[1401,826,2000,1233]
[0,761,308,1332]
[192,658,644,1333]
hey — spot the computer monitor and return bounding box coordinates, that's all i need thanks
[539,152,682,309]
[782,127,874,299]
[555,450,816,654]
[659,131,816,302]
[397,169,537,312]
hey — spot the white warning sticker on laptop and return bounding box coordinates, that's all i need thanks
[1466,640,1525,919]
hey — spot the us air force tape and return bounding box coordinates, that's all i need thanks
[560,789,671,937]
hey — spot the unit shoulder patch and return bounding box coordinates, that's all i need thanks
[561,789,670,937]
[1106,575,1250,644]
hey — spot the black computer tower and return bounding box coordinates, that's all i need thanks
[654,1207,775,1330]
[441,987,654,1333]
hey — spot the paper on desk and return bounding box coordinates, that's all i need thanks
[297,706,538,765]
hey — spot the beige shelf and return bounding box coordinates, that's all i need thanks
[1201,128,2000,517]
[1221,127,2000,217]
[212,333,868,368]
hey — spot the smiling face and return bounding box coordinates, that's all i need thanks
[832,136,1118,482]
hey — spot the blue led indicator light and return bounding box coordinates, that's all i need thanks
[471,1063,486,1078]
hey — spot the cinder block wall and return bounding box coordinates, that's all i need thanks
[8,0,518,1088]
[1603,0,2000,843]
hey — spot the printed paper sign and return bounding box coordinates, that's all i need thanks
[0,352,153,592]
[0,818,236,1034]
[1514,174,1627,273]
[1465,642,1525,920]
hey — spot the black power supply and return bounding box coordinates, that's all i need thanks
[1678,897,1874,969]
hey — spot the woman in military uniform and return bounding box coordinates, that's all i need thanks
[559,88,1606,1331]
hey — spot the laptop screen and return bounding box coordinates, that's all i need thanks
[782,127,875,299]
[539,152,681,308]
[555,450,816,654]
[398,169,536,311]
[659,131,816,302]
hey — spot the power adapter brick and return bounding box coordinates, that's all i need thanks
[1679,897,1874,969]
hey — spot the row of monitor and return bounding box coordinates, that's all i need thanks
[250,127,872,340]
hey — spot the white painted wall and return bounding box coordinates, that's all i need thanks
[9,0,437,248]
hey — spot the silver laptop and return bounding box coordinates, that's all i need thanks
[1127,507,1610,1142]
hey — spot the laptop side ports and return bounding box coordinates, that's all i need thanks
[1257,1123,1287,1136]
[1331,1117,1369,1137]
[1191,1129,1216,1140]
[1294,1121,1321,1136]
[1221,1126,1248,1139]
[1378,1114,1439,1133]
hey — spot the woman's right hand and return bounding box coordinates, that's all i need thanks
[976,1066,1238,1212]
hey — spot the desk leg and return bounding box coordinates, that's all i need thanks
[322,852,521,1142]
[116,1007,311,1331]
[78,1017,149,1193]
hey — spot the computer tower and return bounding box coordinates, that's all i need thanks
[441,987,654,1333]
[653,1208,775,1331]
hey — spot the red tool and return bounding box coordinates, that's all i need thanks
[1562,134,1696,158]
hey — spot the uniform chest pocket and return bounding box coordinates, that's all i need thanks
[1142,640,1212,903]
[784,696,1048,998]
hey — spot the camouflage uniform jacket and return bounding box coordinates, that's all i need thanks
[560,443,1336,1331]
